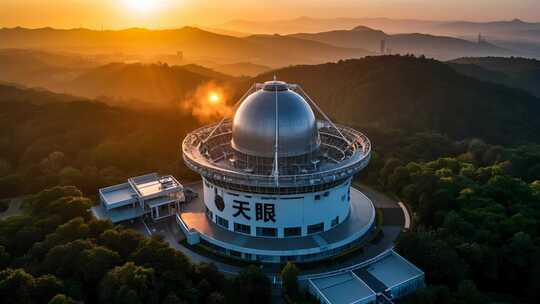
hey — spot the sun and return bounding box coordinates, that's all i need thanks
[124,0,158,13]
[208,92,220,104]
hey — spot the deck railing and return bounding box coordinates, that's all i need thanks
[182,120,371,188]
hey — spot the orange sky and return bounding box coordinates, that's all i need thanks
[2,0,540,29]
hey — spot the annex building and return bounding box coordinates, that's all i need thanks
[309,249,425,304]
[91,173,184,223]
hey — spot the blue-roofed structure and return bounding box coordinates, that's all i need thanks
[310,272,376,304]
[92,173,184,223]
[308,249,425,304]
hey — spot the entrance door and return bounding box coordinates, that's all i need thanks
[151,206,159,220]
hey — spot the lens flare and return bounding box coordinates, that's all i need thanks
[209,92,220,104]
[180,83,233,123]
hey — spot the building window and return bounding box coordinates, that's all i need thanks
[216,216,229,229]
[307,222,324,234]
[323,191,330,197]
[283,196,303,200]
[314,194,321,200]
[234,222,251,234]
[331,216,339,227]
[205,207,213,221]
[256,227,277,237]
[284,227,301,237]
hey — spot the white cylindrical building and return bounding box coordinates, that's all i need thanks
[182,80,373,263]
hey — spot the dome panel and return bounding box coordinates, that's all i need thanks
[231,83,320,158]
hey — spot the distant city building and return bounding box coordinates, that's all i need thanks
[309,249,425,304]
[380,39,386,54]
[478,33,486,44]
[92,173,184,223]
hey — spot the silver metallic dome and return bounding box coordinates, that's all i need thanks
[231,81,320,158]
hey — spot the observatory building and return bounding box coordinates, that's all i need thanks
[180,80,375,263]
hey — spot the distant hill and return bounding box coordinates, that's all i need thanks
[0,26,370,67]
[0,49,99,88]
[62,62,232,108]
[291,26,387,50]
[4,52,540,145]
[179,64,234,80]
[218,17,540,58]
[0,83,86,105]
[251,55,540,144]
[291,26,513,60]
[217,16,443,35]
[244,34,370,63]
[437,19,540,35]
[0,83,200,186]
[218,16,540,37]
[448,57,540,97]
[211,62,271,77]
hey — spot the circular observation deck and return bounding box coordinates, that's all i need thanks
[182,119,371,192]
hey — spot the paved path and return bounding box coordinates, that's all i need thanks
[138,184,406,278]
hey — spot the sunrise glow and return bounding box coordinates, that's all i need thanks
[123,0,159,13]
[208,92,220,104]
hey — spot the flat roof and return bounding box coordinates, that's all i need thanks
[309,250,424,304]
[362,251,423,290]
[130,174,182,197]
[100,183,136,206]
[311,272,375,304]
[100,173,183,207]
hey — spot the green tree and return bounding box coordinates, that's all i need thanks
[0,268,63,304]
[162,293,186,304]
[98,262,157,304]
[280,262,300,298]
[0,245,10,268]
[232,265,271,304]
[48,294,77,304]
[80,246,122,285]
[455,280,484,304]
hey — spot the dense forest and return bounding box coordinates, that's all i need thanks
[2,55,540,303]
[254,55,540,145]
[0,186,271,303]
[449,57,540,98]
[362,131,540,303]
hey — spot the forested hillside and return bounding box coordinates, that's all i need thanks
[254,55,540,145]
[449,57,540,97]
[0,84,200,198]
[3,55,540,303]
[64,62,234,108]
